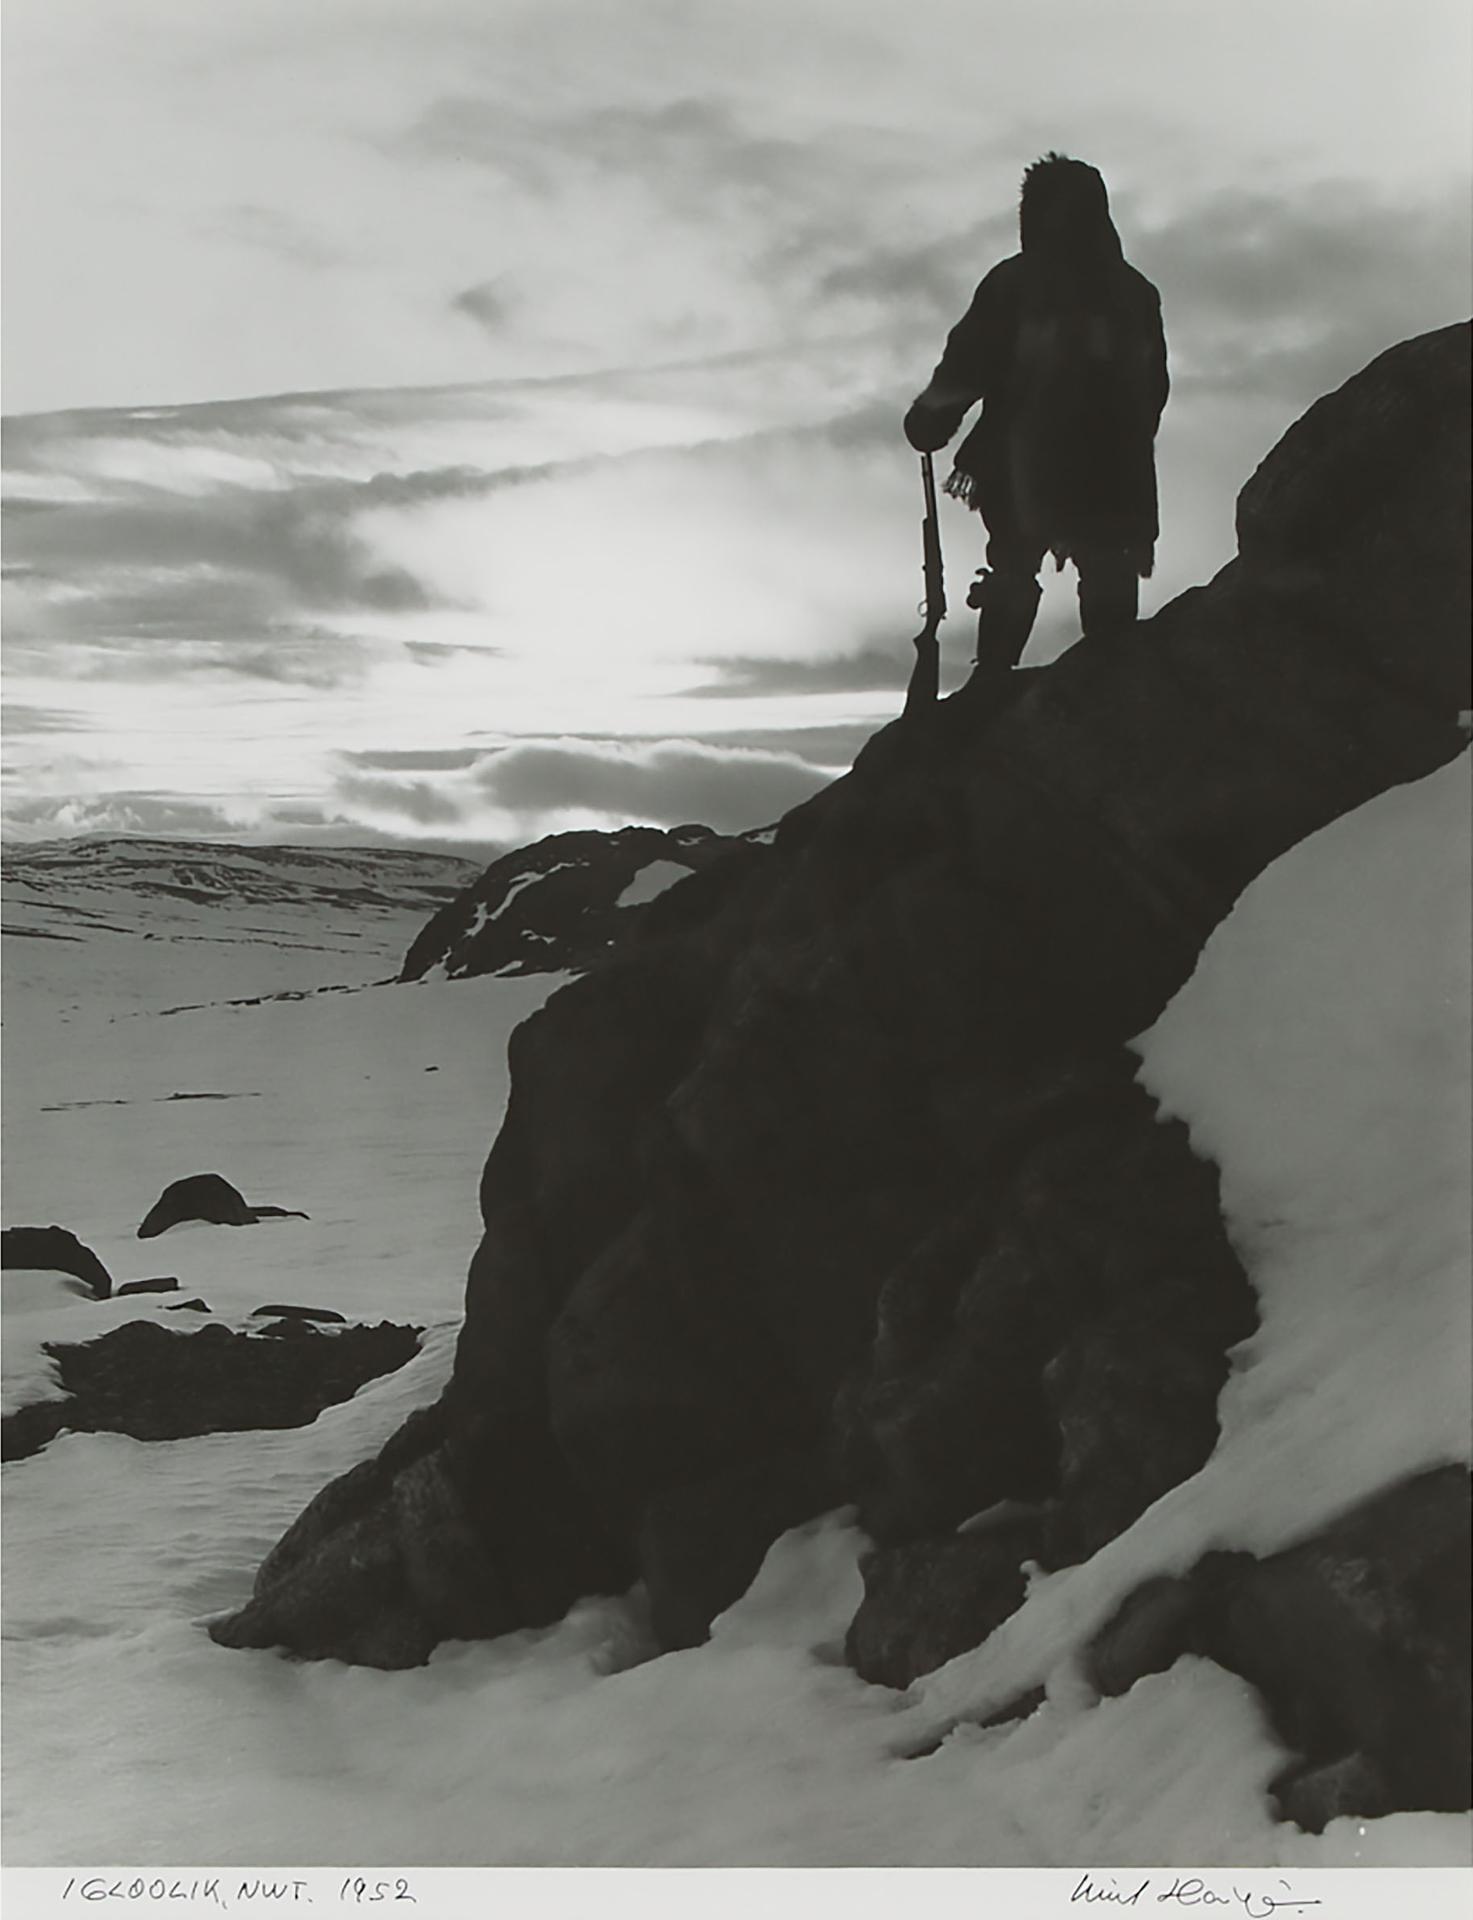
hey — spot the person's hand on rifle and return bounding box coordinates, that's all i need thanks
[903,400,954,454]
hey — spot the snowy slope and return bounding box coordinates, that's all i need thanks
[2,836,556,1411]
[3,762,1470,1868]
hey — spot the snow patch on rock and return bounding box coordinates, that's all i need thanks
[614,859,695,910]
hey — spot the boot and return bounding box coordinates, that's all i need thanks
[954,570,1042,706]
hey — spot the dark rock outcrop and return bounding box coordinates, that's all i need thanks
[210,1404,519,1668]
[213,327,1470,1819]
[137,1173,309,1239]
[399,823,762,982]
[1086,1467,1472,1830]
[2,1225,114,1299]
[830,1059,1256,1558]
[117,1276,181,1297]
[0,1318,421,1462]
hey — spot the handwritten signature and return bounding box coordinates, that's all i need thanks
[1072,1873,1322,1916]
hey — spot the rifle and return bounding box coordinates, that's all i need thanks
[904,452,945,714]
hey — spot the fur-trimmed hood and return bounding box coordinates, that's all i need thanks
[1019,152,1124,266]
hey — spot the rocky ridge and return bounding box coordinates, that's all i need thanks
[212,326,1471,1825]
[399,822,759,981]
[3,838,482,929]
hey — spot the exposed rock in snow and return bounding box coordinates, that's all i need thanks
[137,1171,310,1238]
[251,1303,348,1325]
[1085,1467,1471,1828]
[399,822,766,981]
[846,1524,1046,1689]
[1,1316,423,1462]
[1,1225,114,1299]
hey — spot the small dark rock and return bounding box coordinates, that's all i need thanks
[251,1304,347,1324]
[2,1225,113,1299]
[1273,1751,1395,1833]
[138,1172,254,1236]
[165,1299,211,1313]
[138,1173,308,1239]
[845,1523,1046,1688]
[117,1277,181,1297]
[1086,1574,1200,1697]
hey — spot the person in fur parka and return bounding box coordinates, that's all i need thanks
[904,153,1168,680]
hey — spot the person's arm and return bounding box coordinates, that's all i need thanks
[904,265,1007,452]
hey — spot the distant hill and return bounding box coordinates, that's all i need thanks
[4,838,482,932]
[1,838,488,1006]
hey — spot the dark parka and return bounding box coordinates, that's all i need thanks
[905,157,1168,580]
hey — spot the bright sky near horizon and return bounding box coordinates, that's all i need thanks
[3,0,1470,853]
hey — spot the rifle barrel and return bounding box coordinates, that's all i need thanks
[903,452,945,715]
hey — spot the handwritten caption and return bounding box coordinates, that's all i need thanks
[1072,1873,1322,1915]
[61,1879,416,1909]
[40,1869,1334,1918]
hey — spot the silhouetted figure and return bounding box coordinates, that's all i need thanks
[904,154,1168,688]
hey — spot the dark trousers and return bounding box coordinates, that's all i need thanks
[972,531,1139,672]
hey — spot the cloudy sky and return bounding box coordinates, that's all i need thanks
[4,0,1470,854]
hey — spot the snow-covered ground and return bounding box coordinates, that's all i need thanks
[3,765,1470,1877]
[2,841,550,1413]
